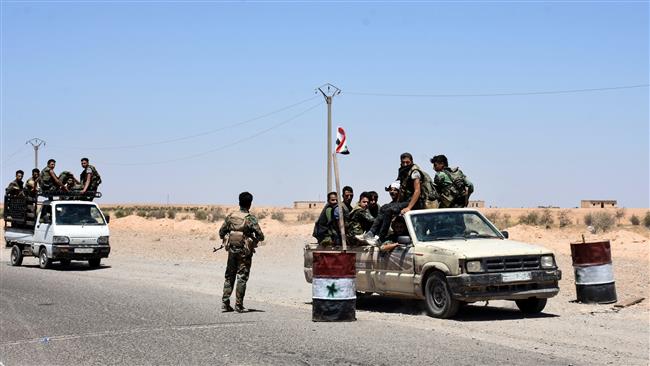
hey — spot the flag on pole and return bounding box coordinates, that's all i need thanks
[335,126,350,154]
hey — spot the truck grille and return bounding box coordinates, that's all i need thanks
[483,256,540,272]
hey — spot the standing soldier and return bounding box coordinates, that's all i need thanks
[430,155,474,208]
[79,158,102,195]
[24,168,40,198]
[40,159,66,192]
[219,192,265,313]
[5,170,25,196]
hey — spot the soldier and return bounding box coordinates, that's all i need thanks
[430,155,474,208]
[342,186,354,217]
[24,168,40,197]
[367,191,379,218]
[346,192,375,245]
[79,158,102,195]
[312,192,341,247]
[5,170,25,196]
[219,192,265,313]
[40,159,66,192]
[356,182,401,245]
[379,216,410,253]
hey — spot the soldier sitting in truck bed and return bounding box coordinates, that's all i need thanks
[5,170,25,197]
[40,159,67,192]
[24,168,40,198]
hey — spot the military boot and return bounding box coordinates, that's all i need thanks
[235,304,246,313]
[222,301,234,312]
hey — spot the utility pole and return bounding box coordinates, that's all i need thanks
[26,138,46,170]
[316,83,341,194]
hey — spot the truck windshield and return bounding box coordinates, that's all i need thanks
[55,204,106,226]
[409,211,502,242]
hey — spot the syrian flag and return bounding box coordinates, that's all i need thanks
[335,126,350,155]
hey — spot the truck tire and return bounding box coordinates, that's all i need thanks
[515,298,547,314]
[39,248,52,269]
[424,272,460,319]
[10,245,23,266]
[88,258,101,268]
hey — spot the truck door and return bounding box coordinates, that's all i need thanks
[373,244,416,294]
[33,204,53,247]
[356,245,379,292]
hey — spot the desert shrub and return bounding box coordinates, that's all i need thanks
[148,210,166,219]
[644,212,650,228]
[584,213,593,226]
[518,212,539,226]
[256,210,268,220]
[271,211,285,222]
[195,210,208,221]
[209,207,227,222]
[137,210,147,218]
[629,215,640,226]
[502,213,511,228]
[485,212,500,224]
[539,209,554,227]
[591,212,615,233]
[297,211,316,222]
[558,210,571,228]
[166,209,176,219]
[615,208,626,225]
[115,210,128,218]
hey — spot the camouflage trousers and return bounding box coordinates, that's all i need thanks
[222,251,253,306]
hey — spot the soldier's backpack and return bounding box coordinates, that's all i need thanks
[227,211,248,246]
[408,165,438,204]
[443,167,469,199]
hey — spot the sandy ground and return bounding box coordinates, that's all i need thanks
[2,207,649,364]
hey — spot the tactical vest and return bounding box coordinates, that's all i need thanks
[40,167,53,189]
[438,167,468,205]
[81,165,102,188]
[399,164,435,207]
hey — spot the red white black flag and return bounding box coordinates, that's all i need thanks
[335,126,349,154]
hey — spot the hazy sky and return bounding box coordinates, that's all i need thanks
[1,2,648,207]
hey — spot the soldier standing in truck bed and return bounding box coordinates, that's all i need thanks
[80,158,102,196]
[218,192,265,313]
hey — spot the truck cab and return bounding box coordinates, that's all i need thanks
[304,208,561,318]
[4,195,110,269]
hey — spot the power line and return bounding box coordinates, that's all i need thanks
[1,146,30,166]
[100,101,323,166]
[50,95,320,150]
[345,84,649,98]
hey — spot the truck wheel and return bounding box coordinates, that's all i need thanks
[515,298,547,314]
[39,248,52,269]
[424,272,460,319]
[60,259,71,267]
[88,258,101,268]
[10,245,23,266]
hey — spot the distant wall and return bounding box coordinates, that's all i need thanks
[580,200,617,208]
[294,201,325,209]
[468,200,485,208]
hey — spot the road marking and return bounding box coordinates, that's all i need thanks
[0,321,254,347]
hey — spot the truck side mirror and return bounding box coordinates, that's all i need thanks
[397,235,412,245]
[501,230,509,239]
[105,215,110,224]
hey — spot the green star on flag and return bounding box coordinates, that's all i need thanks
[326,282,339,297]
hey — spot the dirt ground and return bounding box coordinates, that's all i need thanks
[2,206,649,364]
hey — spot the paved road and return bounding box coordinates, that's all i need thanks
[0,261,575,366]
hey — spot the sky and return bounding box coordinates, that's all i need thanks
[1,2,648,208]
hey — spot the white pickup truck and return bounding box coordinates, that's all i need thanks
[4,196,110,269]
[304,208,561,318]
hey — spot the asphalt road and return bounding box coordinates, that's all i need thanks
[0,260,577,366]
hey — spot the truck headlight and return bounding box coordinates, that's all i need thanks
[97,236,109,245]
[53,236,70,244]
[540,255,555,268]
[466,260,484,273]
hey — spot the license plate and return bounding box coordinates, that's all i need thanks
[74,248,94,254]
[502,271,532,282]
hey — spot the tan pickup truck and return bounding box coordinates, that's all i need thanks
[304,208,561,318]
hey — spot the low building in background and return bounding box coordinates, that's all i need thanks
[294,201,325,209]
[468,200,485,208]
[581,200,617,208]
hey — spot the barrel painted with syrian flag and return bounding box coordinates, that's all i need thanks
[570,241,617,304]
[312,252,356,321]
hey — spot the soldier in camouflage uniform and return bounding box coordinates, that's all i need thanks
[346,192,375,246]
[219,192,265,313]
[430,155,474,208]
[24,168,40,198]
[40,159,66,192]
[5,170,25,197]
[312,192,341,247]
[79,158,102,197]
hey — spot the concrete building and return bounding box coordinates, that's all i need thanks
[468,200,485,208]
[580,200,617,208]
[294,201,325,209]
